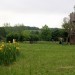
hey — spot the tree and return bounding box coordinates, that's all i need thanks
[6,32,25,42]
[29,31,39,43]
[41,25,51,41]
[51,28,60,41]
[0,27,6,41]
[62,17,71,43]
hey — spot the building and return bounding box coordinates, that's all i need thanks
[69,7,75,44]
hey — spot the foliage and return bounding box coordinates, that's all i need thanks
[3,23,39,34]
[22,30,31,41]
[62,23,70,33]
[3,23,40,42]
[0,42,20,65]
[41,25,51,41]
[29,31,39,43]
[0,27,6,41]
[51,28,60,41]
[62,18,71,43]
[6,33,25,42]
[0,23,69,42]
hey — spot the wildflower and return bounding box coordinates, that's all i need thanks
[16,47,20,50]
[0,48,2,51]
[2,42,4,44]
[1,44,4,48]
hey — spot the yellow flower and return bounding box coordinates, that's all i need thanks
[1,44,4,48]
[2,42,4,44]
[16,47,20,50]
[0,48,2,51]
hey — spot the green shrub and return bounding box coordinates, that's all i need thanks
[0,42,20,66]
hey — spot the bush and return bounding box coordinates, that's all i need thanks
[0,42,20,66]
[29,34,39,44]
[6,33,25,42]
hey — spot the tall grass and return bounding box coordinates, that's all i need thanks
[0,42,75,75]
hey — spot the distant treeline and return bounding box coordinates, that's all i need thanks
[0,24,68,43]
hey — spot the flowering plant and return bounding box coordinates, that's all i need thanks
[0,42,20,65]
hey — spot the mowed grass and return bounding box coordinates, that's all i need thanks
[0,42,75,75]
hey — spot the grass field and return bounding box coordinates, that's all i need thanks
[0,42,75,75]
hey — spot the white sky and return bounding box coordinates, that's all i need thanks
[0,0,75,28]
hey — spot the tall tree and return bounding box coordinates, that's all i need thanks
[51,28,60,41]
[41,25,51,41]
[62,17,71,43]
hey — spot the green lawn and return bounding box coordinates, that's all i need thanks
[0,42,75,75]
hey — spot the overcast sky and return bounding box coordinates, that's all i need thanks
[0,0,75,28]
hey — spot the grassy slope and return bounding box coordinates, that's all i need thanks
[0,42,75,75]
